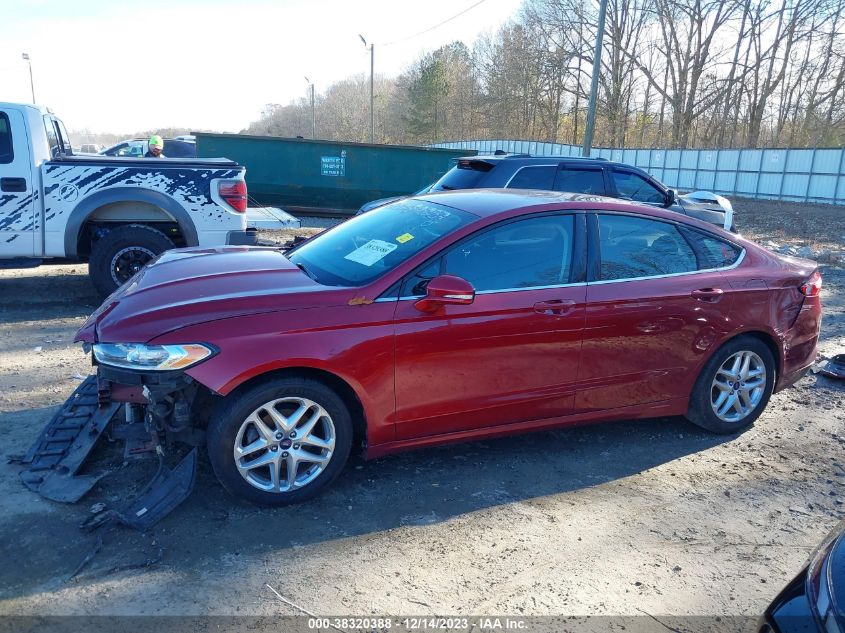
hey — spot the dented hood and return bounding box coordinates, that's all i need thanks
[75,246,352,344]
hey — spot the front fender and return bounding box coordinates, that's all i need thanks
[149,303,400,447]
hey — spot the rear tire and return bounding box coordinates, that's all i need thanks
[88,224,174,297]
[207,377,353,507]
[686,335,775,434]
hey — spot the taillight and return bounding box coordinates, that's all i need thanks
[800,270,822,297]
[218,180,247,213]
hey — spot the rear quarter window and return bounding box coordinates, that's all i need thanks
[681,228,742,269]
[0,113,13,164]
[506,165,556,190]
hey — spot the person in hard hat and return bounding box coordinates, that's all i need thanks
[144,135,165,158]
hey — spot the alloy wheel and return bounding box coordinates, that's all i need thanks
[710,350,767,424]
[233,397,336,493]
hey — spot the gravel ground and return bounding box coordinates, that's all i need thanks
[0,200,843,631]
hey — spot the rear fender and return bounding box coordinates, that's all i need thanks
[66,187,198,257]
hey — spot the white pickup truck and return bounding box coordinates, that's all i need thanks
[0,102,295,296]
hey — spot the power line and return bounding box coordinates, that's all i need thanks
[379,0,489,47]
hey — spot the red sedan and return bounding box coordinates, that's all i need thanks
[74,190,822,506]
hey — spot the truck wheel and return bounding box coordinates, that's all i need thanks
[88,224,174,297]
[207,377,353,507]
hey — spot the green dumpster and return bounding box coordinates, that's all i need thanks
[194,132,476,215]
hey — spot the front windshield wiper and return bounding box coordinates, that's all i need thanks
[294,261,318,283]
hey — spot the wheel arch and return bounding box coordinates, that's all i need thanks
[218,366,369,453]
[700,328,782,382]
[66,187,199,257]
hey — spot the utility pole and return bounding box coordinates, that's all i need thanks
[359,34,374,144]
[304,76,316,139]
[581,0,608,157]
[21,53,35,104]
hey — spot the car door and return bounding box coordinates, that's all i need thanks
[576,212,734,412]
[0,108,36,257]
[393,212,587,440]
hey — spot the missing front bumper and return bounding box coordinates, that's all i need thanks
[14,373,200,530]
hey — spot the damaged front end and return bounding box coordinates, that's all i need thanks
[16,355,213,530]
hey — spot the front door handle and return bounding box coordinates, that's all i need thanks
[691,288,724,303]
[534,299,576,316]
[0,177,27,193]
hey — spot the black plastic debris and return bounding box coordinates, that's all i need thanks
[818,353,845,380]
[17,376,120,502]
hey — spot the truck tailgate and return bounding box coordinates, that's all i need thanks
[245,206,301,230]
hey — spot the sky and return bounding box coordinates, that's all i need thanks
[0,0,522,134]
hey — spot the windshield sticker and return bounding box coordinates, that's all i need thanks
[344,239,398,266]
[396,233,414,244]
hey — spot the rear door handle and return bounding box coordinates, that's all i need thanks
[0,177,27,193]
[691,288,724,303]
[534,299,576,316]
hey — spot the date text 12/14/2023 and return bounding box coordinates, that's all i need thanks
[307,617,528,631]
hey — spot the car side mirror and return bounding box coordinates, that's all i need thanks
[665,189,677,207]
[414,275,475,313]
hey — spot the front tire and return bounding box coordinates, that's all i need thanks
[686,335,775,434]
[207,377,353,507]
[88,224,174,297]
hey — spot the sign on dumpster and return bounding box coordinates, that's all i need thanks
[321,151,346,177]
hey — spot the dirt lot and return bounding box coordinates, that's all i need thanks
[0,201,844,631]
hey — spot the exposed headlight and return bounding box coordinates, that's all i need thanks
[93,343,215,371]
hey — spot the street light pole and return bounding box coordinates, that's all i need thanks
[581,0,608,157]
[359,34,374,144]
[304,76,316,139]
[21,53,35,104]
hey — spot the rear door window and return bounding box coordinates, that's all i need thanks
[43,116,60,158]
[0,112,13,164]
[54,118,73,155]
[611,170,666,204]
[506,165,556,190]
[597,214,697,281]
[553,167,605,195]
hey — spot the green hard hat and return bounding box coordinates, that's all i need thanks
[149,134,164,148]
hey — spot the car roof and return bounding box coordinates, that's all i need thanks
[458,153,627,168]
[415,189,734,237]
[0,102,51,115]
[416,188,645,217]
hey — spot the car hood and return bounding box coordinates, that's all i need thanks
[75,246,352,344]
[678,196,726,214]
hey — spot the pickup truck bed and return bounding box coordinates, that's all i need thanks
[1,102,295,296]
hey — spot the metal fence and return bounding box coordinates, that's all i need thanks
[431,139,845,205]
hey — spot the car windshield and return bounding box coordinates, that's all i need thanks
[287,198,475,286]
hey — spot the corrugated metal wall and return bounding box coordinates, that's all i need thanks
[431,140,845,205]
